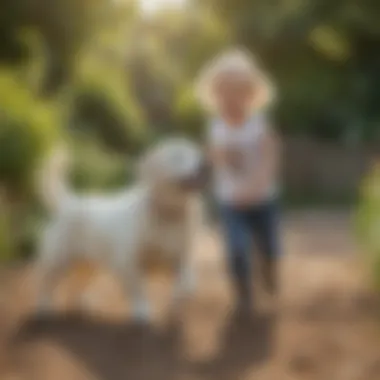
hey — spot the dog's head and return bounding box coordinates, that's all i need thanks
[138,137,207,196]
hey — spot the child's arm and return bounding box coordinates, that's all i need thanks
[207,146,244,171]
[207,147,226,166]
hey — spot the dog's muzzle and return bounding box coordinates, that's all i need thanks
[179,161,210,190]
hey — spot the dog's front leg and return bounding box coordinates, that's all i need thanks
[171,214,201,308]
[120,259,151,323]
[171,257,196,310]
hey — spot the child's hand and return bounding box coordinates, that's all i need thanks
[210,148,242,170]
[232,184,267,207]
[232,188,259,207]
[232,190,251,207]
[225,149,244,171]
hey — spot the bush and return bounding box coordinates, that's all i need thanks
[71,55,148,155]
[0,69,61,196]
[0,196,13,261]
[0,69,61,262]
[69,135,132,191]
[174,85,205,140]
[356,163,380,288]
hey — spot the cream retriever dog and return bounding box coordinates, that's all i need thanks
[34,138,206,322]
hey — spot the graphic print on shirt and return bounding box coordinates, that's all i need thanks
[224,147,246,175]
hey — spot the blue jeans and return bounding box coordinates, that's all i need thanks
[219,200,281,303]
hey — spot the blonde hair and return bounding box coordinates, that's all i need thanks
[195,48,276,113]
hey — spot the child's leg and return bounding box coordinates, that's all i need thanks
[219,206,253,306]
[251,201,281,295]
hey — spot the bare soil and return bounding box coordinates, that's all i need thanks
[1,210,380,380]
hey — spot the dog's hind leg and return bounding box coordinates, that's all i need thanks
[34,236,71,316]
[34,261,67,316]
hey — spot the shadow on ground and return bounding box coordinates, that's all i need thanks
[196,309,277,380]
[9,309,276,380]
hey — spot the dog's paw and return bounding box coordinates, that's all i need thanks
[175,270,197,300]
[183,272,197,295]
[131,301,152,324]
[170,284,193,310]
[34,305,54,320]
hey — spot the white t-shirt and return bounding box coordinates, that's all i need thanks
[207,113,278,205]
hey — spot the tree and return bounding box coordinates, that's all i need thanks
[201,0,380,142]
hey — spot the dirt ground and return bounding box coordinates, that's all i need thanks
[1,210,380,380]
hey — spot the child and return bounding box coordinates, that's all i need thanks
[196,48,281,313]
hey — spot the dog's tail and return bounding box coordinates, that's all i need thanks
[37,146,71,213]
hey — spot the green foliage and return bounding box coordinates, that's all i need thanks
[69,136,132,191]
[204,0,380,142]
[71,75,147,155]
[2,0,380,142]
[0,69,60,195]
[356,164,380,289]
[0,201,13,262]
[123,7,230,139]
[0,0,102,94]
[174,84,205,139]
[68,3,148,155]
[177,8,231,77]
[0,69,61,262]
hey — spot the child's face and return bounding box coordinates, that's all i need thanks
[212,72,255,121]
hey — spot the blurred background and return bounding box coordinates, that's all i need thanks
[1,0,380,263]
